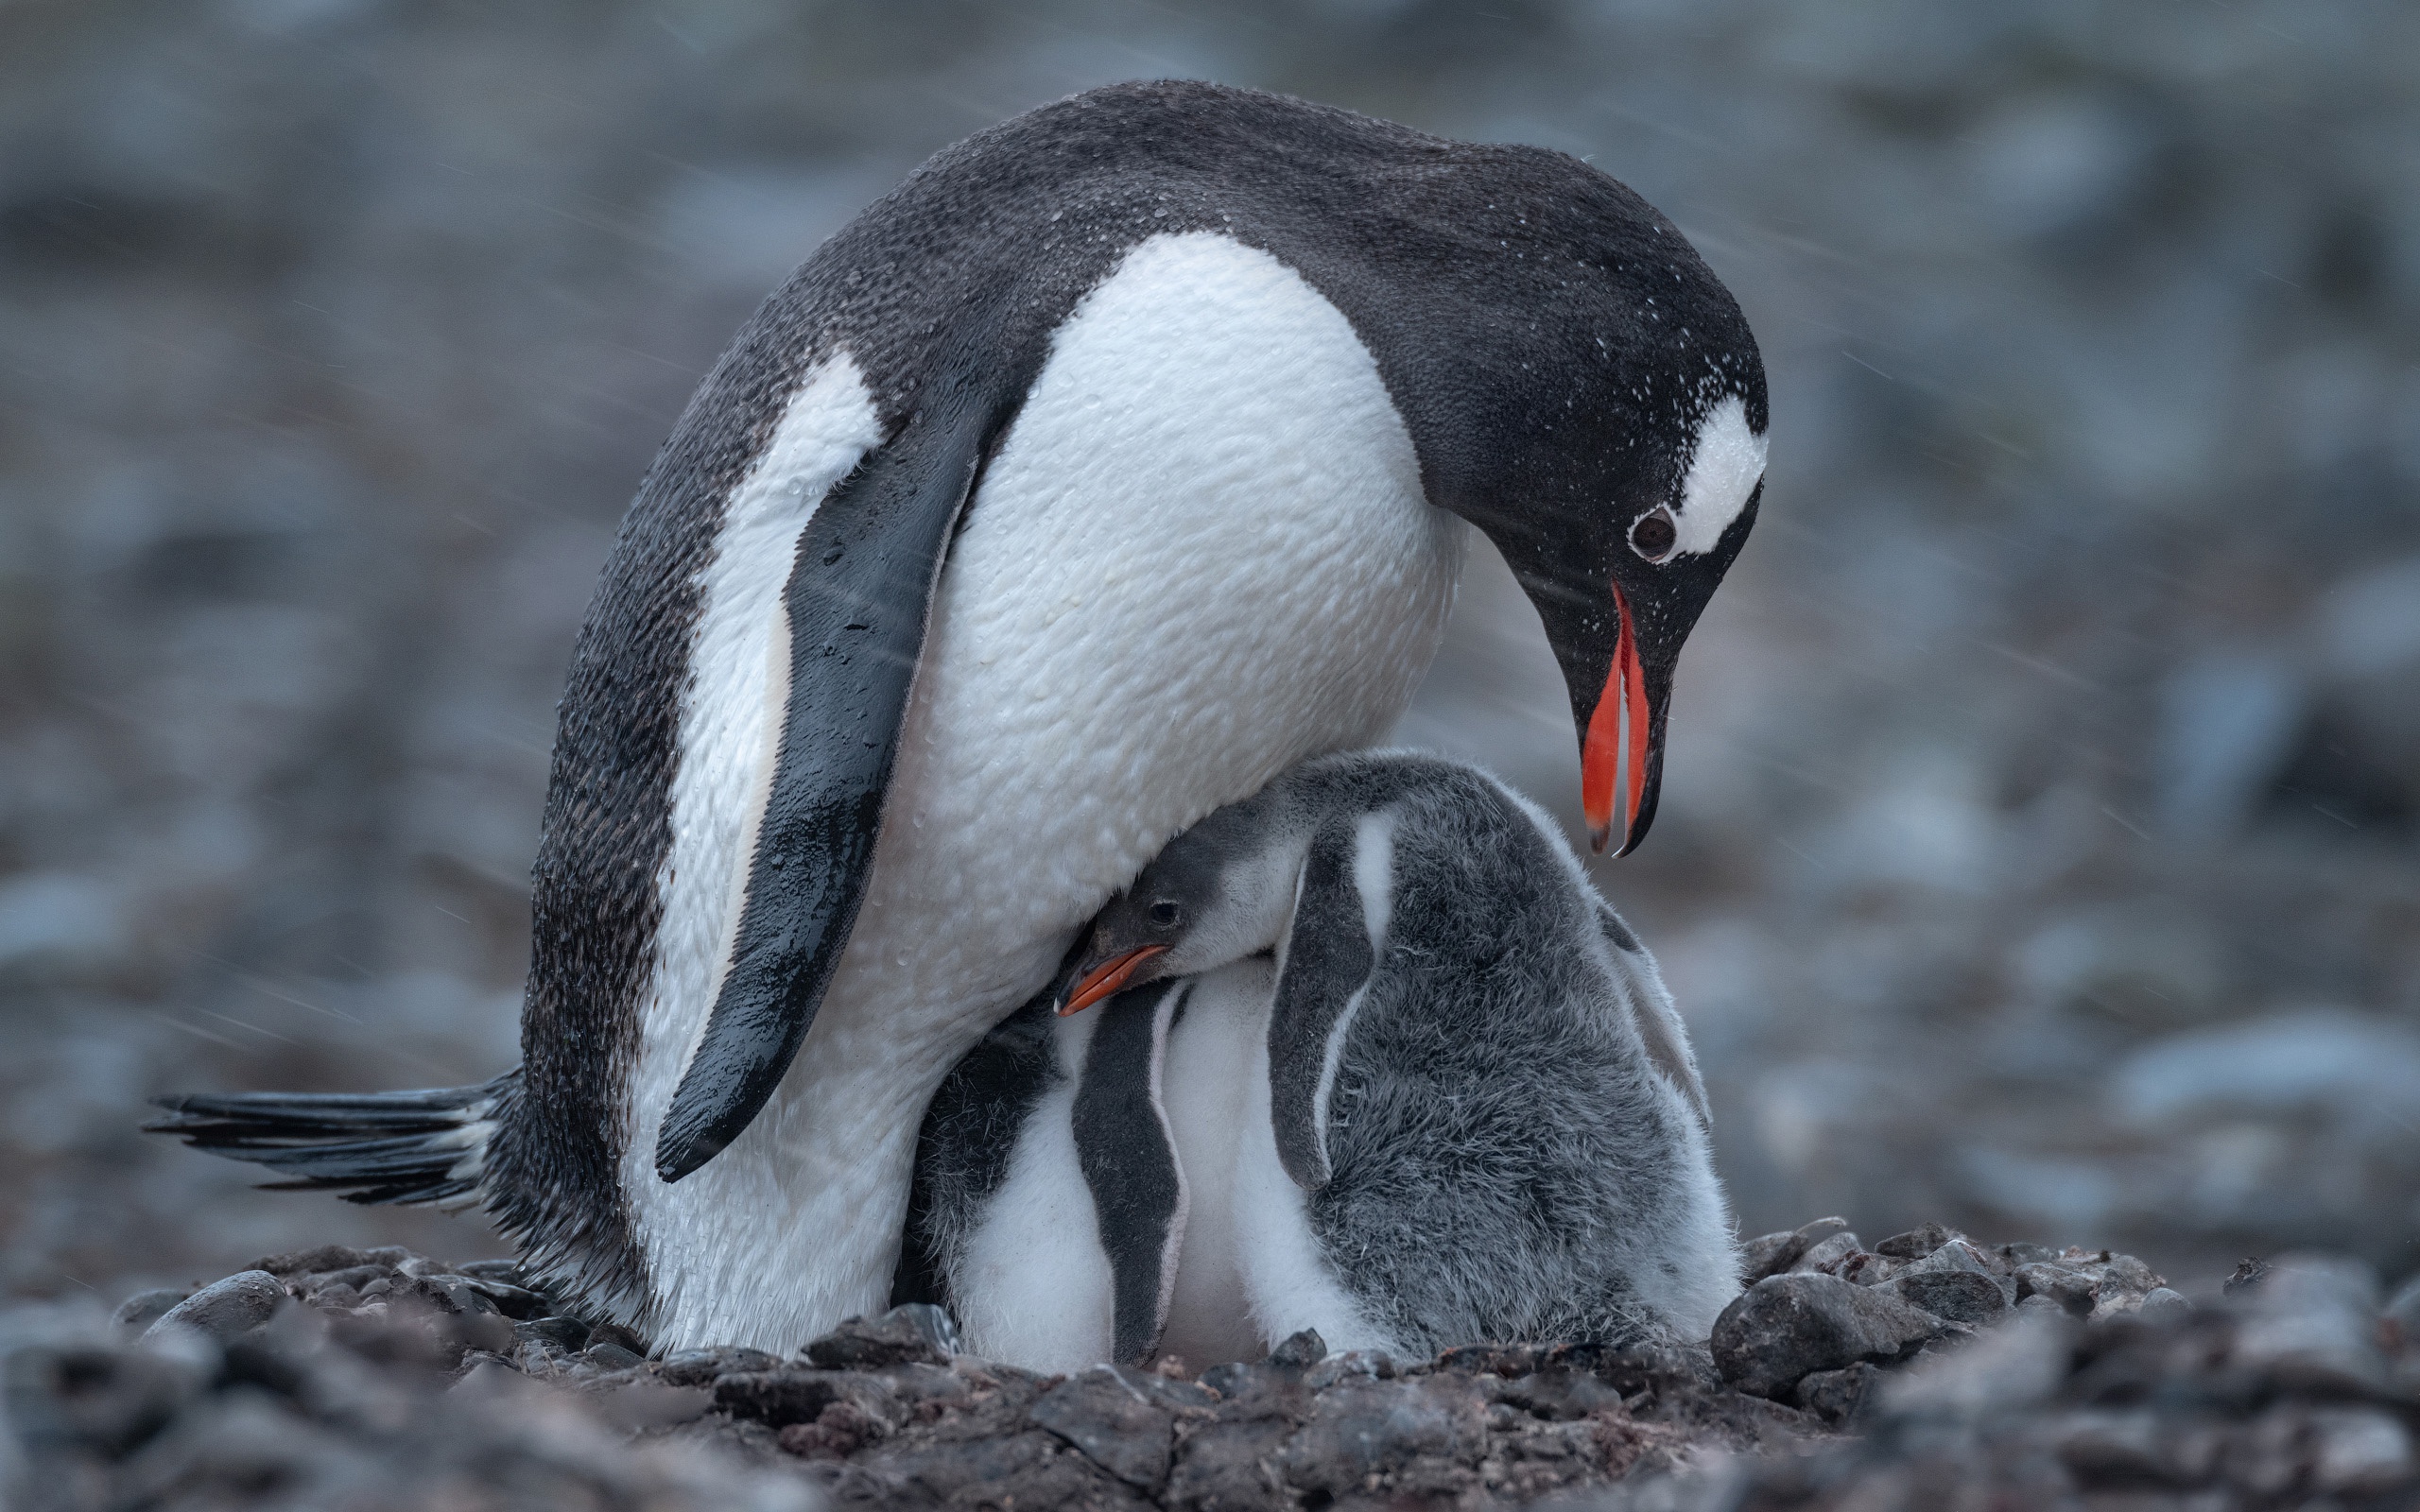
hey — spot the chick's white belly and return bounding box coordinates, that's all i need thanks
[1155,959,1276,1368]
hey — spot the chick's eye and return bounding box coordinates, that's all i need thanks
[1629,506,1678,562]
[1149,901,1182,927]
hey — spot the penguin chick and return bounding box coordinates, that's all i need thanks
[1053,750,1737,1360]
[894,959,1275,1372]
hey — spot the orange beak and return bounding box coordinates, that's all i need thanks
[1056,945,1169,1017]
[1581,585,1653,856]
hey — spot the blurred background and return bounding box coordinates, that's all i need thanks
[1,0,2414,1308]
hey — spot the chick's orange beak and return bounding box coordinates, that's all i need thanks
[1056,945,1168,1017]
[1581,585,1654,856]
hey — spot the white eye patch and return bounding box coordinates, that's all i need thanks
[1671,393,1766,557]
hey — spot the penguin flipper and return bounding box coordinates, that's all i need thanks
[1266,816,1379,1192]
[1072,979,1188,1366]
[145,1072,518,1209]
[655,388,998,1183]
[1593,900,1711,1129]
[894,992,1063,1312]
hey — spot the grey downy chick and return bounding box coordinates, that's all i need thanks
[1044,749,1737,1362]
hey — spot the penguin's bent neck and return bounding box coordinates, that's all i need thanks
[621,232,1466,1351]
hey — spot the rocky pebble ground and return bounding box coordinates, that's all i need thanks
[6,1221,2418,1511]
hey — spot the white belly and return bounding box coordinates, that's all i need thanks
[621,231,1466,1351]
[948,1010,1115,1372]
[1155,958,1273,1369]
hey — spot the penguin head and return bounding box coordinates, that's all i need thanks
[1504,382,1765,859]
[1049,791,1301,1016]
[1394,166,1769,858]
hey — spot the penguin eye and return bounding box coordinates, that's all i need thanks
[1629,506,1679,562]
[1149,901,1183,928]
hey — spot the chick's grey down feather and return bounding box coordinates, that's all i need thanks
[908,751,1737,1365]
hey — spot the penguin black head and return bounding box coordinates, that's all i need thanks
[1339,159,1770,857]
[1519,383,1766,858]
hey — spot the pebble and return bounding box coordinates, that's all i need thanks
[801,1303,958,1368]
[2230,1253,2391,1394]
[108,1288,187,1340]
[1789,1231,1864,1275]
[2014,1262,2098,1316]
[1710,1272,1945,1398]
[142,1270,285,1345]
[1737,1217,1851,1284]
[1872,1224,1951,1259]
[1888,1268,2006,1325]
[1792,1363,1879,1424]
[1028,1365,1196,1488]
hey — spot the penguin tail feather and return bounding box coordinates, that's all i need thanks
[145,1070,519,1211]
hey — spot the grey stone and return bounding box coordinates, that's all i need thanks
[143,1270,285,1344]
[1195,1359,1256,1400]
[775,1399,890,1462]
[1738,1217,1848,1284]
[1874,1224,1953,1260]
[4,1343,207,1457]
[2136,1286,2192,1324]
[579,1341,647,1373]
[1789,1231,1864,1275]
[1028,1365,1184,1489]
[2051,1407,2188,1486]
[1737,1230,1799,1283]
[658,1345,784,1385]
[1876,1306,2075,1424]
[804,1306,952,1368]
[1303,1349,1396,1387]
[1899,1238,2014,1301]
[1198,1339,1325,1413]
[1792,1363,1879,1424]
[252,1244,406,1277]
[2307,1406,2417,1494]
[1278,1376,1492,1494]
[2014,1263,2097,1317]
[109,1288,187,1340]
[585,1319,647,1355]
[1269,1328,1327,1369]
[1902,1236,1996,1278]
[1167,1417,1300,1509]
[513,1315,591,1351]
[2231,1254,2389,1395]
[455,1275,549,1319]
[1891,1268,2009,1325]
[1710,1272,1945,1399]
[886,1301,962,1355]
[2081,1252,2164,1317]
[714,1366,874,1428]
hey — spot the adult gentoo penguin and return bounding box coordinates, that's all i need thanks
[149,80,1767,1353]
[907,751,1732,1368]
